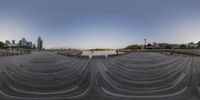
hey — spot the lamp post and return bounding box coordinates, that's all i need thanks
[143,38,147,49]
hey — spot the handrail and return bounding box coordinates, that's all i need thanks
[0,49,31,57]
[116,49,200,56]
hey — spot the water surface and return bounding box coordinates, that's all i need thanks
[81,51,117,56]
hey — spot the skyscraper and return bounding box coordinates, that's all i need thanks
[37,36,43,50]
[12,40,15,44]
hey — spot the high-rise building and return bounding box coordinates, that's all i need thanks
[37,36,43,50]
[11,40,18,47]
[12,40,15,44]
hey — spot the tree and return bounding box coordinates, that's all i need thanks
[164,45,172,49]
[125,44,142,50]
[147,43,152,47]
[180,44,186,49]
[0,41,5,48]
[198,41,200,48]
[189,42,194,44]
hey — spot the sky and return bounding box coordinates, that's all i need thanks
[0,0,200,49]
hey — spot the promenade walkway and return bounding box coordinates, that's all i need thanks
[0,52,200,100]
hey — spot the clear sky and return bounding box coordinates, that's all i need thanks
[0,0,200,49]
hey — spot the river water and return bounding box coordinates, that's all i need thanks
[81,51,117,56]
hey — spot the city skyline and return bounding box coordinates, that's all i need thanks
[1,0,200,49]
[1,36,43,49]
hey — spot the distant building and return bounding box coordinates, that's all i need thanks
[5,40,11,45]
[19,38,28,47]
[11,40,18,48]
[28,42,32,48]
[153,42,159,48]
[5,40,12,47]
[32,44,36,49]
[187,43,198,49]
[152,42,199,49]
[37,36,43,50]
[12,40,15,44]
[2,38,35,49]
[153,42,170,49]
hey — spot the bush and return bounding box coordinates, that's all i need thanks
[125,44,142,50]
[0,41,5,48]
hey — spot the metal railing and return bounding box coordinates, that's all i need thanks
[0,48,31,57]
[117,49,200,56]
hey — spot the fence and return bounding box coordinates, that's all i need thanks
[0,49,31,57]
[117,49,200,56]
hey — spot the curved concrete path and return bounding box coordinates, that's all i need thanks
[0,52,200,100]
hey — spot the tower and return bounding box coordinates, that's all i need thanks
[37,36,43,50]
[143,38,147,49]
[144,38,147,46]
